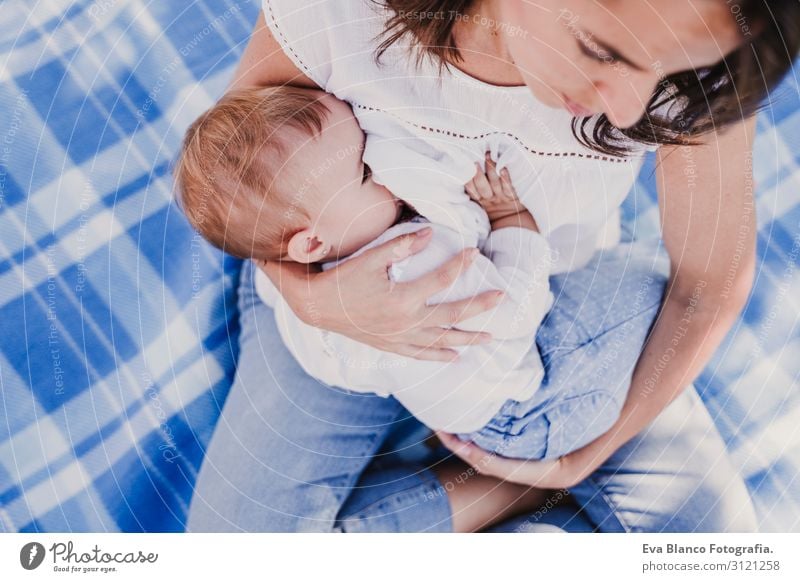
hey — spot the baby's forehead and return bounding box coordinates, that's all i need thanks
[265,92,364,184]
[278,130,360,188]
[320,93,358,125]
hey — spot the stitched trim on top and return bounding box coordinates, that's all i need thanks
[353,103,633,164]
[263,0,320,85]
[265,0,632,164]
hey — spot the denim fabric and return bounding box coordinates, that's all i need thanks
[187,240,758,532]
[460,240,668,460]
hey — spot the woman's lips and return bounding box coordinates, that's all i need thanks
[562,94,594,117]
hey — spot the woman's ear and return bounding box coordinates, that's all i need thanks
[286,229,330,264]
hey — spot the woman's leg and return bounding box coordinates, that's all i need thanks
[460,280,664,461]
[567,383,759,532]
[187,261,451,532]
[492,382,760,533]
[530,239,758,532]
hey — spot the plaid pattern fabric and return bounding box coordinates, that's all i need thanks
[0,0,249,532]
[0,0,798,532]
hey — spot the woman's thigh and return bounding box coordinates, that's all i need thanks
[463,254,667,460]
[568,384,758,532]
[187,262,415,532]
[536,240,757,532]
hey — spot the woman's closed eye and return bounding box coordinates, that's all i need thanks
[577,37,615,65]
[361,163,372,184]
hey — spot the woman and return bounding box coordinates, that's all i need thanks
[188,0,800,532]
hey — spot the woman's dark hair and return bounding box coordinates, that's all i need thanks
[375,0,800,156]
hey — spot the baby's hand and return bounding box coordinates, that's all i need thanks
[466,153,539,232]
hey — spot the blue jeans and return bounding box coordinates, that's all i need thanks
[187,240,758,532]
[460,246,666,460]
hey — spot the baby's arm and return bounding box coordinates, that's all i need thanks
[465,153,540,234]
[441,156,554,340]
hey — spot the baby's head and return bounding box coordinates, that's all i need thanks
[174,86,402,263]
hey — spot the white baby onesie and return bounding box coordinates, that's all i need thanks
[256,218,555,433]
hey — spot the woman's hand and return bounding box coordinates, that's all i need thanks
[258,228,505,362]
[436,431,587,489]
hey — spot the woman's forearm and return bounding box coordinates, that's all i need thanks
[568,285,747,478]
[226,12,318,92]
[565,118,761,479]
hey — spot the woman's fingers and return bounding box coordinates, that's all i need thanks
[402,345,460,362]
[425,290,504,327]
[416,327,493,349]
[365,336,461,362]
[361,227,434,271]
[381,329,492,361]
[436,431,514,478]
[382,332,494,360]
[437,431,566,486]
[436,430,464,450]
[437,431,523,478]
[406,247,479,298]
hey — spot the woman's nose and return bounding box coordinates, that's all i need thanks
[594,74,658,129]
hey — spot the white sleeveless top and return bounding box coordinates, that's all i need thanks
[261,0,654,273]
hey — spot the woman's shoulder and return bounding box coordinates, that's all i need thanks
[263,0,378,34]
[262,0,389,90]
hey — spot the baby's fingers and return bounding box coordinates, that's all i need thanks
[470,162,493,200]
[499,167,519,200]
[465,176,481,202]
[484,153,505,199]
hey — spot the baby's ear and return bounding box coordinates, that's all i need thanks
[286,229,329,264]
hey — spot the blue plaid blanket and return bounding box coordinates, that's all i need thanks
[1,0,798,532]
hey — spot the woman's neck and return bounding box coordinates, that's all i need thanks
[450,0,526,87]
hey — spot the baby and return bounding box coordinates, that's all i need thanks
[173,85,629,460]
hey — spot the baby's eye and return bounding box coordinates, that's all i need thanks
[361,163,372,184]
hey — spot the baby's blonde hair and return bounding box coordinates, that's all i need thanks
[173,85,329,260]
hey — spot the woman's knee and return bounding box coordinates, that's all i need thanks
[705,495,759,532]
[675,470,759,533]
[571,388,760,533]
[188,458,345,532]
[570,467,758,533]
[189,328,407,530]
[663,391,759,532]
[187,386,360,533]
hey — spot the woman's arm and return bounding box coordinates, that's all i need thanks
[438,116,758,486]
[229,14,501,360]
[227,11,318,91]
[566,115,758,482]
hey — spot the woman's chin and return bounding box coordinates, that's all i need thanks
[526,81,569,111]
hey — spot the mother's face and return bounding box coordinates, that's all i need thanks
[497,0,744,128]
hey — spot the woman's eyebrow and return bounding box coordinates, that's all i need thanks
[586,32,648,72]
